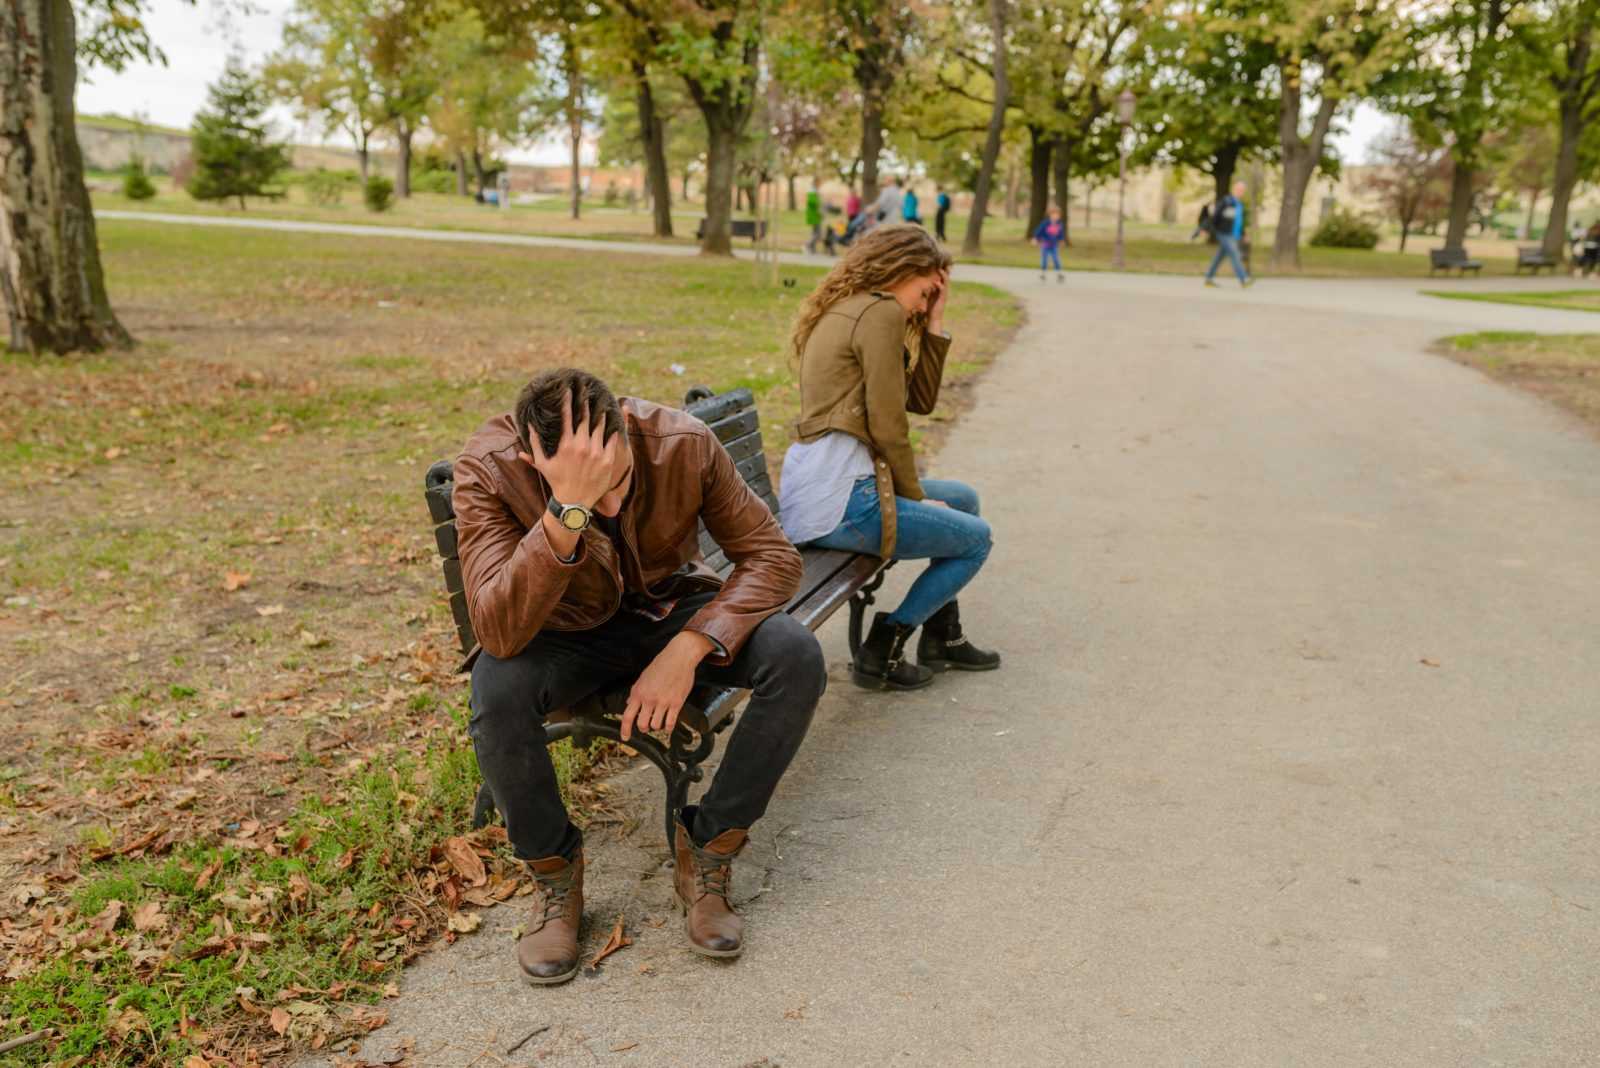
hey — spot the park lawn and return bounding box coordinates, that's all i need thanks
[95,179,1527,279]
[1423,289,1600,314]
[0,220,1022,1066]
[1441,332,1600,432]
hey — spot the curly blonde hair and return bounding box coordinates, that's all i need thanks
[791,224,953,358]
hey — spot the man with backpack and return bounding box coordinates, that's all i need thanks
[1204,181,1253,289]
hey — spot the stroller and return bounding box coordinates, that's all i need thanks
[824,211,869,255]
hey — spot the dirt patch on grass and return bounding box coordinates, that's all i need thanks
[1438,331,1600,434]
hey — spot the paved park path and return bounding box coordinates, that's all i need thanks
[117,212,1600,1065]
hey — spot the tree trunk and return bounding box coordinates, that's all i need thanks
[786,173,797,212]
[700,120,738,255]
[455,151,468,196]
[1272,74,1338,272]
[472,146,486,196]
[1542,95,1585,262]
[1443,162,1474,250]
[1024,126,1051,239]
[960,0,1010,257]
[1212,141,1241,201]
[1084,183,1092,229]
[357,135,370,184]
[1523,187,1539,238]
[395,120,412,198]
[633,60,673,237]
[1053,138,1070,246]
[564,29,582,221]
[1004,164,1020,219]
[1399,219,1410,252]
[0,0,130,353]
[860,90,884,204]
[681,167,692,202]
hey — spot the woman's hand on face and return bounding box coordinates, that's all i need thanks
[927,268,950,332]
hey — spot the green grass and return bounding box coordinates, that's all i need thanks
[1424,290,1600,313]
[1439,332,1600,432]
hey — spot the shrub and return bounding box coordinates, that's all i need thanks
[303,167,350,206]
[186,59,289,208]
[122,157,157,200]
[1310,208,1380,249]
[364,175,394,213]
[409,168,455,195]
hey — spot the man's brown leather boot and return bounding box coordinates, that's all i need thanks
[517,851,583,985]
[673,811,747,958]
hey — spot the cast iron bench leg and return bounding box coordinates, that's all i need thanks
[847,568,891,660]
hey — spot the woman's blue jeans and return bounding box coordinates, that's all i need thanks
[1041,246,1062,271]
[808,477,993,628]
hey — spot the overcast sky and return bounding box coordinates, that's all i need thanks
[77,0,1390,168]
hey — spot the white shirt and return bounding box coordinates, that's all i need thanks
[778,432,875,545]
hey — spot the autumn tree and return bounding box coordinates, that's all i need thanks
[267,0,387,182]
[955,0,1012,257]
[827,0,915,203]
[1519,0,1600,261]
[1134,0,1278,202]
[1232,0,1410,269]
[1361,120,1451,250]
[0,0,155,353]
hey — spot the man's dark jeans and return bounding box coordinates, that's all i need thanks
[469,591,826,861]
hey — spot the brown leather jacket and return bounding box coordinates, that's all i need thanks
[452,398,803,664]
[792,291,951,557]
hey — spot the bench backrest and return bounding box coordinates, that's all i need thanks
[1430,248,1467,266]
[425,387,775,659]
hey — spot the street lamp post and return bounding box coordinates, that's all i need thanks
[1112,88,1136,271]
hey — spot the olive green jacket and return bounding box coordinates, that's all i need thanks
[792,291,951,557]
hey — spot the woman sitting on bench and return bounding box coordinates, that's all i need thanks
[779,224,1002,691]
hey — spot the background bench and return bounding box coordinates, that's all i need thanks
[424,386,891,846]
[1514,246,1558,275]
[1429,247,1483,276]
[695,218,769,244]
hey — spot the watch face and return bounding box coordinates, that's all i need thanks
[560,506,590,531]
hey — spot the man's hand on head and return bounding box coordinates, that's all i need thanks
[619,630,717,742]
[517,390,621,509]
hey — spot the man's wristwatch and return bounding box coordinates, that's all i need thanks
[546,497,593,533]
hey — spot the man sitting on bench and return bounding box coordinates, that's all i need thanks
[453,368,825,984]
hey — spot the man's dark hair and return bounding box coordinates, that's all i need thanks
[514,368,625,458]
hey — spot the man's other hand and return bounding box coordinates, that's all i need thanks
[620,631,717,741]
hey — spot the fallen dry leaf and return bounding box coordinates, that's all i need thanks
[256,604,285,617]
[589,915,632,969]
[299,629,329,649]
[195,858,224,891]
[132,901,167,932]
[441,836,487,887]
[446,911,482,934]
[104,446,125,460]
[269,1007,291,1036]
[223,571,252,592]
[1420,658,1440,668]
[610,1042,639,1053]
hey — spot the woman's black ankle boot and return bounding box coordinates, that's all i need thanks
[853,612,935,691]
[916,600,1002,672]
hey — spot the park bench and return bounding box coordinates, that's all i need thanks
[695,218,769,244]
[1514,246,1558,275]
[1428,247,1483,276]
[424,386,892,846]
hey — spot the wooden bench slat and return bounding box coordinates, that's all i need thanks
[683,387,755,424]
[722,428,765,465]
[734,451,769,485]
[789,553,886,632]
[706,409,760,444]
[433,521,458,560]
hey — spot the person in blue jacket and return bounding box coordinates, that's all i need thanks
[902,182,922,226]
[1034,205,1065,282]
[1205,181,1254,288]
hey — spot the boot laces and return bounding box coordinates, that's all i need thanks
[531,866,576,928]
[691,851,733,903]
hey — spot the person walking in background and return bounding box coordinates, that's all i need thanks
[805,186,825,254]
[1204,180,1253,289]
[1034,206,1066,283]
[935,188,952,242]
[902,183,922,226]
[845,187,862,225]
[868,176,903,231]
